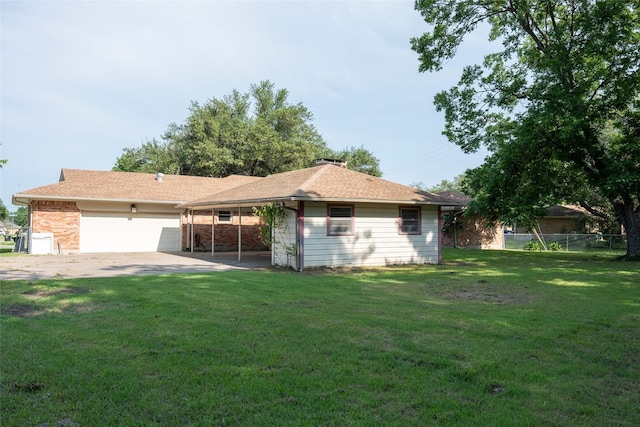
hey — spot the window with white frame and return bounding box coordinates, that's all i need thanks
[327,204,354,236]
[399,206,421,235]
[218,210,232,223]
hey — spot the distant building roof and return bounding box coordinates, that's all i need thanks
[435,191,472,206]
[545,205,589,217]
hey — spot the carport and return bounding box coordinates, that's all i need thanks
[184,206,259,262]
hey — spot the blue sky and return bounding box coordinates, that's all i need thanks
[1,0,490,210]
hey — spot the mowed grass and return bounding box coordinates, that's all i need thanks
[1,249,639,426]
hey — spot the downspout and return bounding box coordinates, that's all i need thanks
[28,203,34,254]
[211,209,215,257]
[298,201,304,272]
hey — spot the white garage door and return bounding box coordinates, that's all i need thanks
[80,211,181,253]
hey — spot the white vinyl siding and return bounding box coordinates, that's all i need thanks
[80,211,181,253]
[302,202,438,268]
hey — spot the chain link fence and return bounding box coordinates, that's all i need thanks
[12,227,31,253]
[503,233,627,253]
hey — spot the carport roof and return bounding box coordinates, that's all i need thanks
[181,164,461,208]
[12,169,262,205]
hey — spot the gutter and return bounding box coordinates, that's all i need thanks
[181,196,457,210]
[13,194,189,206]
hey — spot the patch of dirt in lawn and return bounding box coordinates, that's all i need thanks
[1,304,40,317]
[21,287,89,299]
[1,288,93,318]
[36,419,79,427]
[442,285,530,305]
[6,380,46,393]
[441,261,482,267]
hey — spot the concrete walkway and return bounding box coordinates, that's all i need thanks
[0,251,272,281]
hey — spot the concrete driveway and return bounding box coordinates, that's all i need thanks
[1,251,272,281]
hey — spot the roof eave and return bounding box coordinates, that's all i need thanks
[12,194,189,206]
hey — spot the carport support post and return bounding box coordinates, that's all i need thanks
[190,209,194,254]
[237,206,242,261]
[211,208,216,257]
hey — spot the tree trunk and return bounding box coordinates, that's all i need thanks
[613,199,640,260]
[624,220,640,260]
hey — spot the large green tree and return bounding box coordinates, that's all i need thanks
[13,206,28,227]
[330,146,382,177]
[114,81,381,177]
[412,174,466,193]
[412,0,640,259]
[0,200,9,222]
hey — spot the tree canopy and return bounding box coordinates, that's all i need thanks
[0,200,8,222]
[412,174,466,193]
[13,206,28,227]
[114,81,381,177]
[412,0,640,259]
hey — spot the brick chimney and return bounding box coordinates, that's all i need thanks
[315,158,347,168]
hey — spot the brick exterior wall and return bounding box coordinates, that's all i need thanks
[516,218,584,234]
[441,214,504,249]
[182,210,267,252]
[30,200,81,252]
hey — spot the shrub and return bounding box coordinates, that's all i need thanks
[524,241,541,251]
[548,241,562,251]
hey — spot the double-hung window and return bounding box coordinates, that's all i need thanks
[327,204,354,236]
[399,206,421,235]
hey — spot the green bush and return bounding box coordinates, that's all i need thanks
[524,241,541,251]
[548,241,563,251]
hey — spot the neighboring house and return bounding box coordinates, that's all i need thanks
[438,192,597,249]
[12,169,263,254]
[438,191,504,250]
[515,204,590,234]
[2,221,21,236]
[181,163,460,270]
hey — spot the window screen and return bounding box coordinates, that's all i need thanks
[399,207,421,234]
[328,205,354,235]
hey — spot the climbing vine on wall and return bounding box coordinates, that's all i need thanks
[252,203,285,247]
[252,203,297,265]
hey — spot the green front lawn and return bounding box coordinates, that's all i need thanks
[1,249,639,426]
[0,240,14,254]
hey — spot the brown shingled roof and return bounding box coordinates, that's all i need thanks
[546,204,589,217]
[13,169,262,205]
[435,191,472,206]
[183,164,460,208]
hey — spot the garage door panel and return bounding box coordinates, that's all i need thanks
[80,212,181,253]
